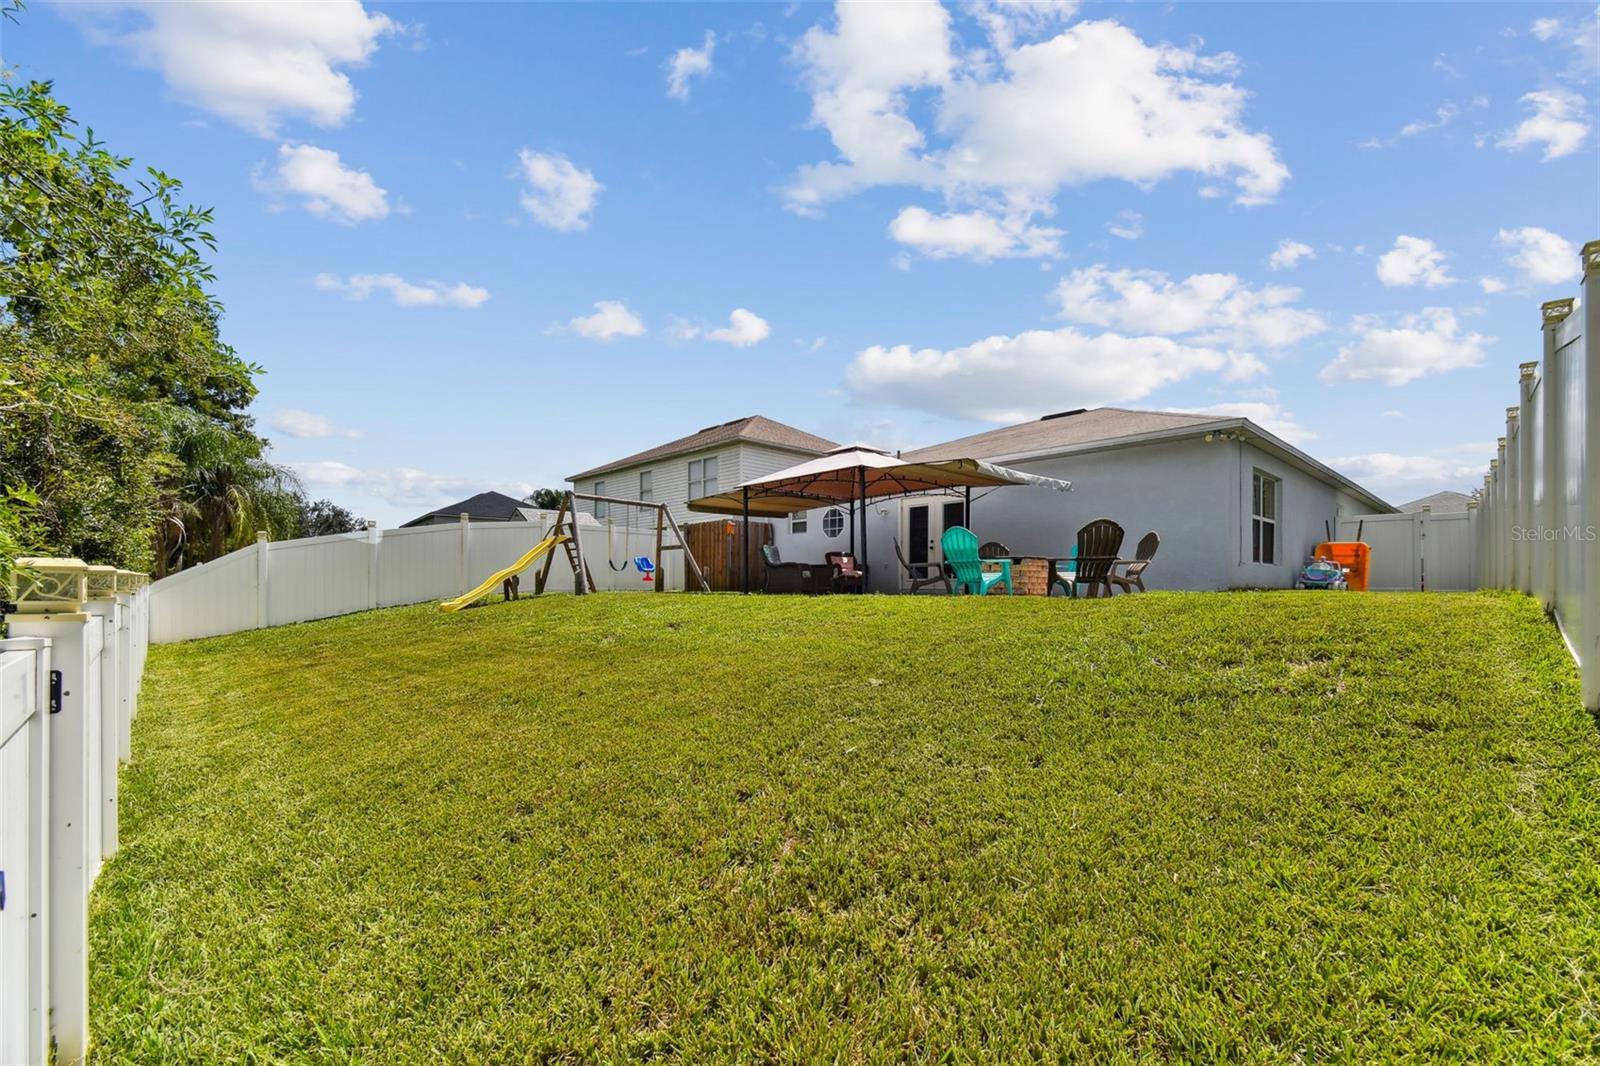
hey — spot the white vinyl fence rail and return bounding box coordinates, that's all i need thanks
[1472,239,1600,711]
[149,512,686,644]
[1,563,149,1065]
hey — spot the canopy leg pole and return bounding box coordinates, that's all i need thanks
[859,466,869,591]
[742,488,750,595]
[965,486,972,528]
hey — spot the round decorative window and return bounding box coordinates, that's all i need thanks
[821,507,847,538]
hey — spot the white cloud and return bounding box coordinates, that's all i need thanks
[1165,400,1314,445]
[1319,308,1492,386]
[516,149,602,231]
[258,144,389,223]
[294,461,532,507]
[1527,8,1600,79]
[666,31,716,101]
[1054,265,1326,349]
[1494,226,1580,286]
[66,0,396,136]
[560,300,645,341]
[314,272,489,308]
[674,309,773,346]
[1375,235,1454,288]
[1479,276,1508,294]
[1267,239,1315,271]
[965,0,1080,52]
[1497,89,1590,161]
[271,409,362,440]
[1328,452,1481,495]
[888,206,1062,260]
[844,326,1255,423]
[1106,210,1143,241]
[784,5,1287,238]
[706,308,772,347]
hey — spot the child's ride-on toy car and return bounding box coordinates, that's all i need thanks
[1294,557,1348,590]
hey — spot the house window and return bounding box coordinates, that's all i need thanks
[790,511,808,535]
[593,480,607,519]
[821,507,846,538]
[1251,470,1278,564]
[688,456,719,499]
[638,470,653,503]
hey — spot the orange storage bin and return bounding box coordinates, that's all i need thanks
[1313,541,1371,592]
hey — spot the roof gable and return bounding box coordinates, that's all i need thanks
[568,416,838,481]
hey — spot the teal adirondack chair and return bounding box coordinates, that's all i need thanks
[940,526,1013,596]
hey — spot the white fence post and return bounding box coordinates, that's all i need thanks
[82,569,121,866]
[0,636,52,1066]
[366,522,379,611]
[1540,305,1568,611]
[7,567,94,1065]
[1518,366,1538,595]
[255,531,269,631]
[1582,241,1600,711]
[1505,411,1521,590]
[458,513,471,596]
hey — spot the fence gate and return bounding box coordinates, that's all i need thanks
[682,520,772,591]
[1337,510,1475,591]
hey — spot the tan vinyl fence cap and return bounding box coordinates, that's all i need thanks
[9,557,91,613]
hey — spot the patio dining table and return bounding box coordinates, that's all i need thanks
[981,555,1138,596]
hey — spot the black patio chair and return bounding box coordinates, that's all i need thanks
[761,544,819,595]
[893,537,952,595]
[1063,518,1124,598]
[1108,531,1160,593]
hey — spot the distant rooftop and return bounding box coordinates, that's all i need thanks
[1398,490,1473,513]
[400,490,528,527]
[568,416,839,481]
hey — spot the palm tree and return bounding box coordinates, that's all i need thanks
[152,412,301,574]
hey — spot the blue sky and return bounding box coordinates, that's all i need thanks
[9,1,1598,526]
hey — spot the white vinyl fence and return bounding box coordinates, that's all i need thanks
[1472,239,1600,711]
[1335,509,1476,591]
[1,565,149,1065]
[149,512,685,644]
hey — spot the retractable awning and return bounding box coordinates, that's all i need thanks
[685,446,1070,591]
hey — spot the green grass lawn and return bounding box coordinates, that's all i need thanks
[90,591,1600,1061]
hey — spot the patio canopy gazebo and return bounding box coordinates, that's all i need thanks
[686,446,1071,592]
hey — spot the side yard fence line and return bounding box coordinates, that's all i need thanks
[1472,239,1600,711]
[148,512,702,644]
[2,563,150,1065]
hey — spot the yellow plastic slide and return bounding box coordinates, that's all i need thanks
[438,533,568,612]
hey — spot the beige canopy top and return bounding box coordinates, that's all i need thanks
[686,446,1071,517]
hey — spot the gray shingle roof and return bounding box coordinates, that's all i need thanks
[400,491,528,527]
[568,416,839,481]
[901,408,1223,462]
[1398,490,1473,513]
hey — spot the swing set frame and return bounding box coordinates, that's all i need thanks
[535,491,710,595]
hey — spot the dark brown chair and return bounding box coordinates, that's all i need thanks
[1067,518,1124,598]
[824,551,867,593]
[761,544,819,595]
[978,540,1011,559]
[1109,531,1160,593]
[893,537,952,595]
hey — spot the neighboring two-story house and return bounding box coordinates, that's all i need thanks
[566,416,838,526]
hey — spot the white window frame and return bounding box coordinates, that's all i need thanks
[821,507,846,539]
[593,480,607,520]
[1251,469,1279,565]
[790,510,808,535]
[638,470,653,503]
[688,456,719,499]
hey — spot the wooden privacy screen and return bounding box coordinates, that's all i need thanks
[682,520,772,591]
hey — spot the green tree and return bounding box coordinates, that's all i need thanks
[296,497,366,539]
[1,69,288,577]
[524,488,567,510]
